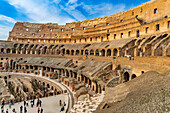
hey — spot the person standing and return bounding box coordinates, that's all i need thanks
[26,101,28,106]
[20,105,23,113]
[33,99,35,106]
[37,108,40,113]
[24,106,27,113]
[40,108,43,113]
[59,100,62,106]
[8,102,11,108]
[24,101,26,106]
[6,109,8,113]
[39,100,42,107]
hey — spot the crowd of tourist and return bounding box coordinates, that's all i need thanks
[0,99,44,113]
[1,98,66,113]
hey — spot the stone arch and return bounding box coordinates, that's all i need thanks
[66,70,69,77]
[124,72,130,82]
[10,60,13,69]
[75,50,79,55]
[61,49,65,55]
[131,74,136,79]
[56,49,60,55]
[51,86,54,90]
[90,49,94,55]
[95,49,99,56]
[43,82,45,86]
[66,50,70,55]
[37,50,41,55]
[113,48,118,56]
[42,46,47,54]
[6,48,11,53]
[47,84,50,88]
[71,50,74,55]
[12,48,16,54]
[101,49,105,56]
[107,49,111,56]
[85,49,88,55]
[0,48,4,53]
[81,50,84,55]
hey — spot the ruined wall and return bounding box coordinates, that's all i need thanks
[7,0,170,45]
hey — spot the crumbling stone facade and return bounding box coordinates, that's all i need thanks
[0,0,170,112]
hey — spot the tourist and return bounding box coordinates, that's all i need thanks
[6,109,8,113]
[39,100,42,107]
[63,102,66,106]
[12,108,16,113]
[59,100,62,106]
[20,105,23,113]
[40,108,43,113]
[33,99,35,106]
[8,102,11,108]
[1,107,4,113]
[12,100,14,105]
[24,106,27,113]
[24,101,26,106]
[26,100,28,106]
[1,100,5,106]
[60,106,64,112]
[37,108,40,113]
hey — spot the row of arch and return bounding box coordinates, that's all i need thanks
[6,58,105,94]
[60,48,118,56]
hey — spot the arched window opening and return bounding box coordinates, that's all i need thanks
[124,72,130,82]
[90,50,94,55]
[131,74,136,79]
[107,49,111,56]
[95,49,99,56]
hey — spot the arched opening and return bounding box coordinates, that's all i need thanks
[101,49,105,56]
[113,49,118,56]
[131,74,136,79]
[56,50,60,55]
[85,49,88,55]
[1,48,4,53]
[38,50,41,55]
[90,49,94,55]
[42,46,47,54]
[47,84,50,88]
[107,49,111,56]
[61,49,65,55]
[75,50,79,55]
[66,50,70,55]
[71,50,74,55]
[12,49,16,54]
[95,49,99,56]
[124,72,130,82]
[7,49,11,53]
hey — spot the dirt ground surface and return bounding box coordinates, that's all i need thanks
[95,71,170,113]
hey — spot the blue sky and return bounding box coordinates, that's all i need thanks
[0,0,150,40]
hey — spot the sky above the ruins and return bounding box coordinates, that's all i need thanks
[0,0,150,40]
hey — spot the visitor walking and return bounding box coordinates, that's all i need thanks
[59,100,62,106]
[24,106,27,113]
[40,108,43,113]
[37,108,40,113]
[20,105,23,113]
[12,108,16,113]
[8,102,11,108]
[26,100,28,106]
[39,100,42,107]
[6,109,8,113]
[24,101,26,106]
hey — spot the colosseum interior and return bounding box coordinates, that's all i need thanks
[0,0,170,112]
